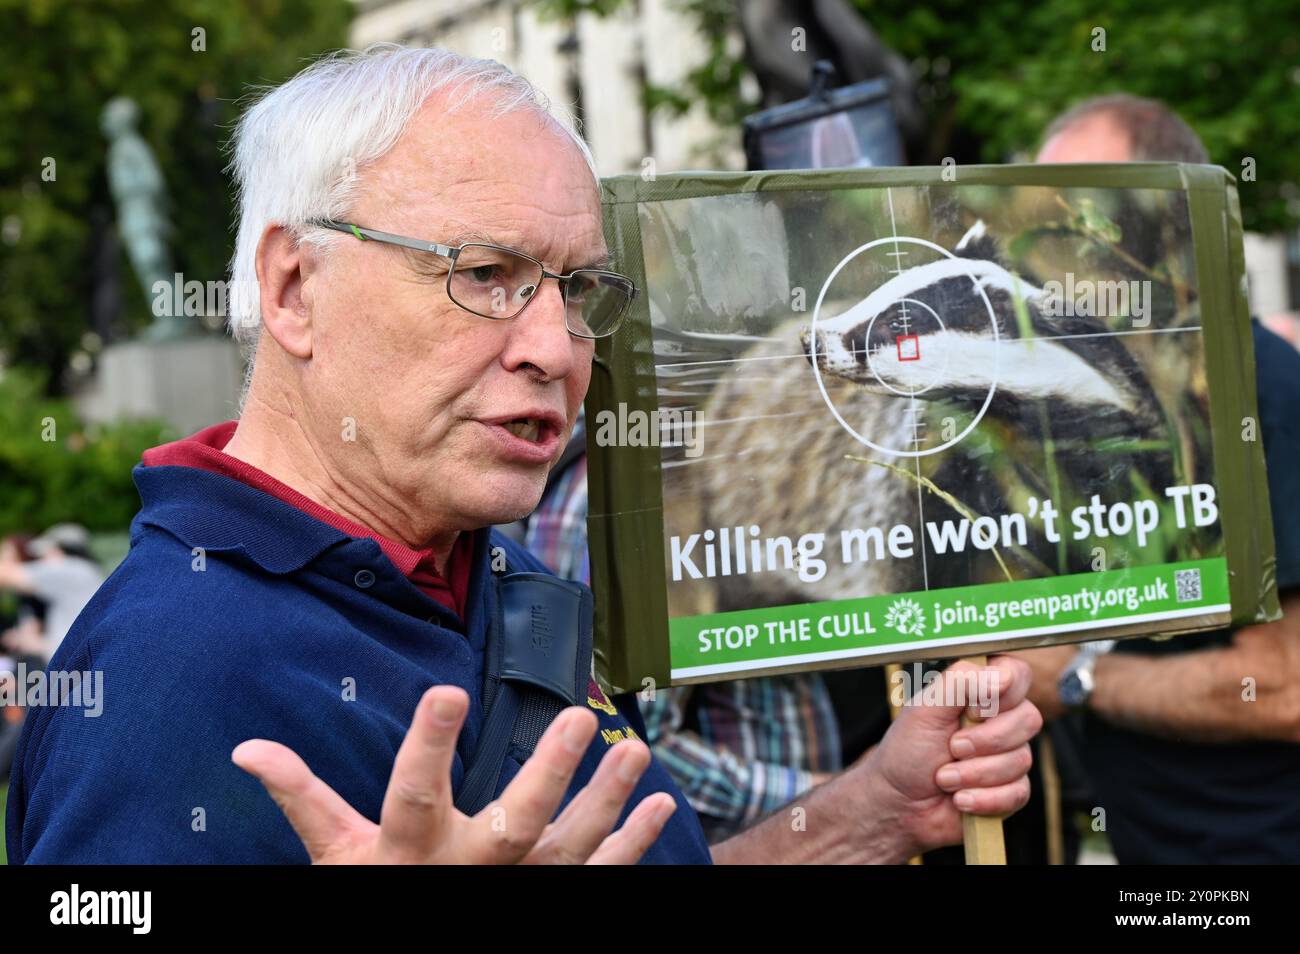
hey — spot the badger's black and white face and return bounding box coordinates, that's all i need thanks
[802,223,1161,434]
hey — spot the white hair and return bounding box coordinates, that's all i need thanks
[226,43,597,358]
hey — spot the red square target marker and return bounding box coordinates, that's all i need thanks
[896,334,920,361]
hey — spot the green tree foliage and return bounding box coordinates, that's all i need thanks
[0,367,172,535]
[855,0,1299,232]
[0,0,352,391]
[533,0,1300,232]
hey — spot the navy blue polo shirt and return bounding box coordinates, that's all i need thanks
[1084,321,1300,863]
[6,463,712,864]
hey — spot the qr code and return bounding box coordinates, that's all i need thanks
[1175,568,1202,603]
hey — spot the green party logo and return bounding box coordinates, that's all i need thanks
[885,597,927,637]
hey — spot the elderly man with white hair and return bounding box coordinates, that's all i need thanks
[7,45,1039,864]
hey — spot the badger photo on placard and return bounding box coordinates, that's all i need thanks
[587,165,1276,691]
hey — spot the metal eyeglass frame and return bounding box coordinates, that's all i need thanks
[309,218,637,339]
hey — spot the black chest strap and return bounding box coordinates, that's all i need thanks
[453,571,594,816]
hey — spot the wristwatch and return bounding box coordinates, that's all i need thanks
[1057,640,1116,709]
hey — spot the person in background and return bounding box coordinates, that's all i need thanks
[0,534,45,637]
[0,524,104,662]
[0,534,52,783]
[0,660,29,784]
[637,678,840,841]
[1262,312,1299,348]
[521,415,591,584]
[1018,93,1300,863]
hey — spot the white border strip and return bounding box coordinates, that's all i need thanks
[669,603,1231,680]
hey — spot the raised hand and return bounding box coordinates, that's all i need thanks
[232,685,677,864]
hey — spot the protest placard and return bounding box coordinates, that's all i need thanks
[588,164,1278,695]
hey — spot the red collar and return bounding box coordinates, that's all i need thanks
[142,421,471,616]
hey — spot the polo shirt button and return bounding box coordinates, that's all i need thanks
[354,569,376,589]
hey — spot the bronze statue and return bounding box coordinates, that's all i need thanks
[101,97,197,340]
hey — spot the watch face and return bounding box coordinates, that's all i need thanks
[1059,671,1088,707]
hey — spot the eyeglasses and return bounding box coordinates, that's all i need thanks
[311,219,636,339]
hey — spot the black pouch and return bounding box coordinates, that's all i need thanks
[453,572,594,816]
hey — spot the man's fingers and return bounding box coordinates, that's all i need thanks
[527,740,653,863]
[951,699,1043,758]
[466,707,597,863]
[232,739,362,861]
[935,744,1033,792]
[585,793,677,865]
[970,655,1032,719]
[377,686,468,860]
[907,660,1027,723]
[952,777,1032,817]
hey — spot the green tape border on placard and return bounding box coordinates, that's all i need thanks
[1186,165,1281,625]
[588,183,671,695]
[603,161,1229,204]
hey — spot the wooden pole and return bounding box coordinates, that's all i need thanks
[1039,732,1065,865]
[958,654,1007,865]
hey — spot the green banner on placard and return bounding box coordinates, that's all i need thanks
[669,557,1228,679]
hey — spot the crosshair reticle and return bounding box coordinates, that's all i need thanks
[808,230,1001,458]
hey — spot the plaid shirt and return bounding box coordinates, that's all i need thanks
[524,427,841,842]
[524,458,590,585]
[638,676,841,841]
